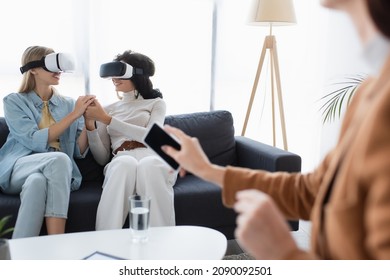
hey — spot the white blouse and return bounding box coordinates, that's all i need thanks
[87,90,166,165]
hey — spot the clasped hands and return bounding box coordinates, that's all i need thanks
[74,96,112,130]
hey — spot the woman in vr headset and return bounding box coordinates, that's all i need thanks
[0,46,95,238]
[84,50,177,230]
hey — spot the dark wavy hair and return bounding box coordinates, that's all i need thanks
[367,0,390,39]
[114,50,162,99]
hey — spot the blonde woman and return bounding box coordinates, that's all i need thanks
[0,46,95,238]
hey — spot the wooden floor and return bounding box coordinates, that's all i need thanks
[224,220,311,258]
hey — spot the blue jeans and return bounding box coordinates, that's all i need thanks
[3,152,72,238]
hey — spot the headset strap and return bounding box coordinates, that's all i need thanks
[133,67,144,75]
[20,59,45,74]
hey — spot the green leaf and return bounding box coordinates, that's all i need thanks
[319,75,366,124]
[0,215,14,238]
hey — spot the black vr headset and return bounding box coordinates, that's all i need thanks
[20,53,75,74]
[99,61,146,79]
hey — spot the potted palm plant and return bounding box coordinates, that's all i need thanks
[0,215,14,260]
[319,75,365,124]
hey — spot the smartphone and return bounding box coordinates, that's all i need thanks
[143,123,181,170]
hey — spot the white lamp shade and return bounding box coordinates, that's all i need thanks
[249,0,297,26]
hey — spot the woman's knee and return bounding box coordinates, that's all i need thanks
[137,157,176,188]
[49,152,72,173]
[21,173,47,201]
[138,156,165,170]
[138,157,171,178]
[108,156,138,174]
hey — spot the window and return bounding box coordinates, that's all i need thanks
[0,0,81,115]
[0,0,214,115]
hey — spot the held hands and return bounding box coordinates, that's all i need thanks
[234,190,299,259]
[84,99,112,126]
[74,95,96,118]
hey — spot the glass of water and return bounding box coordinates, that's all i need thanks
[129,195,151,243]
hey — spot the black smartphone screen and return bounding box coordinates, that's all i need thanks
[143,123,181,170]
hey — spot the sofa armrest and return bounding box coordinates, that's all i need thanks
[235,136,301,173]
[235,136,302,231]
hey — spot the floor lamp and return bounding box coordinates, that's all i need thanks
[241,0,296,151]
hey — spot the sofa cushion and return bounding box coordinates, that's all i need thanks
[173,174,237,237]
[75,151,104,182]
[164,110,237,166]
[66,181,103,233]
[0,118,9,148]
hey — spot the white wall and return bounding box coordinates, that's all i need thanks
[0,0,215,116]
[317,10,369,159]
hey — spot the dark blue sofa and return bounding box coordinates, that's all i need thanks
[0,110,301,239]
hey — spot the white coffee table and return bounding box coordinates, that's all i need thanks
[8,226,227,260]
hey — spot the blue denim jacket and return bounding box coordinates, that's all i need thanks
[0,91,85,191]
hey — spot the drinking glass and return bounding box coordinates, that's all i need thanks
[129,195,151,243]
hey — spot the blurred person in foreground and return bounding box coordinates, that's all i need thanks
[162,0,390,259]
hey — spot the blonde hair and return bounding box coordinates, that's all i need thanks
[18,46,54,93]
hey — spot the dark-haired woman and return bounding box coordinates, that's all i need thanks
[85,50,177,230]
[162,0,390,259]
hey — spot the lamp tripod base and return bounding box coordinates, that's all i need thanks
[241,35,288,151]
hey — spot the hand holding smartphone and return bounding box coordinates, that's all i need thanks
[143,123,181,170]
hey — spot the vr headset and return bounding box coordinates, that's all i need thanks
[20,53,75,74]
[99,61,145,79]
